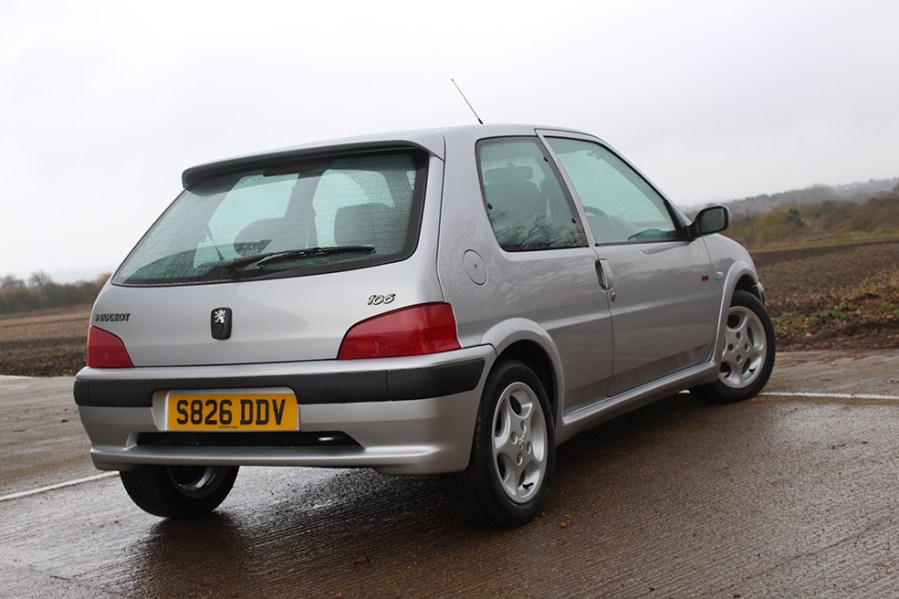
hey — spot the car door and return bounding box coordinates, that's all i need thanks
[542,133,719,396]
[471,137,616,411]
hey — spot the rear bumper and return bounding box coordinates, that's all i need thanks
[74,347,491,475]
[74,357,485,407]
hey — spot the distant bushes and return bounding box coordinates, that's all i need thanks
[0,272,109,315]
[726,188,899,247]
[723,177,899,216]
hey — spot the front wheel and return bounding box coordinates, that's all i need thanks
[120,465,239,518]
[450,360,555,527]
[693,290,775,403]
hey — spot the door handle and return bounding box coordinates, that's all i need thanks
[595,259,614,290]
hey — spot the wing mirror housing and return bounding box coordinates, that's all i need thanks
[690,206,730,238]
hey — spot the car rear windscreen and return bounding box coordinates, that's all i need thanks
[113,149,428,286]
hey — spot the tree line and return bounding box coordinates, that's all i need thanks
[0,272,109,315]
[725,186,899,247]
[721,177,899,216]
[3,184,896,314]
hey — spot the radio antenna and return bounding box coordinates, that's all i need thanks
[451,78,484,124]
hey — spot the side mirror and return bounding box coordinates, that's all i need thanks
[691,206,730,238]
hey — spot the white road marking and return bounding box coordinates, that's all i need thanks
[1,389,894,504]
[0,472,118,503]
[761,391,899,401]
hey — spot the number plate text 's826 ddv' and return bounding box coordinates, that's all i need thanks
[165,391,298,431]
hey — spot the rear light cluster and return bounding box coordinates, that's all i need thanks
[87,303,460,366]
[87,326,134,368]
[338,302,461,359]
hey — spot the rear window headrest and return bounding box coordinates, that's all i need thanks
[484,165,534,184]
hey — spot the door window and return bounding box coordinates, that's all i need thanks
[546,138,681,244]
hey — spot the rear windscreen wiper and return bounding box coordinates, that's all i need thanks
[223,246,375,272]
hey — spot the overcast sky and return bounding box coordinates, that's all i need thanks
[2,0,898,281]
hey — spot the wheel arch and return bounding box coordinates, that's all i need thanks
[710,261,763,365]
[735,272,765,303]
[480,319,564,426]
[693,286,776,403]
[495,341,556,416]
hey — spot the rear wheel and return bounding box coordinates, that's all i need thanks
[693,290,775,403]
[451,360,555,527]
[120,465,239,518]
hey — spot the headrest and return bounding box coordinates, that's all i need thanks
[484,165,533,185]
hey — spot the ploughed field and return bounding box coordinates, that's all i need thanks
[751,237,899,350]
[0,306,91,377]
[1,239,897,377]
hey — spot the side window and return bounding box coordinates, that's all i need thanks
[546,138,680,244]
[477,138,585,251]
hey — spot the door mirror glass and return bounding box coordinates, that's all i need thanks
[693,206,730,236]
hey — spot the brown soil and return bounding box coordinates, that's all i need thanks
[1,239,896,376]
[753,238,899,350]
[0,307,91,376]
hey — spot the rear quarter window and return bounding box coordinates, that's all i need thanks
[477,138,586,251]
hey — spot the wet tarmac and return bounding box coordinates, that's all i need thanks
[1,351,897,598]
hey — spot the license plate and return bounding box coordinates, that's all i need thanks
[166,390,298,431]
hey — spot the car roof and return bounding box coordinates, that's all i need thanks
[181,124,595,187]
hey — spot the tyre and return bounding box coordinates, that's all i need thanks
[451,360,555,527]
[693,290,775,403]
[120,465,239,518]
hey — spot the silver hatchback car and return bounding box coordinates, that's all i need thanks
[75,124,774,527]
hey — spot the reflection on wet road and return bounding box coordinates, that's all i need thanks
[1,355,897,597]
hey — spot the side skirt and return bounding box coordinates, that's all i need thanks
[556,360,719,444]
